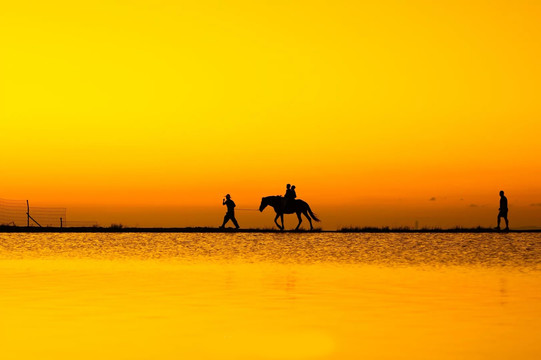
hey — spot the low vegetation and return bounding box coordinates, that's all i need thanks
[339,226,493,233]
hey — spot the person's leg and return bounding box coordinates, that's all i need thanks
[231,215,239,229]
[220,214,230,228]
[497,215,501,230]
[504,215,509,230]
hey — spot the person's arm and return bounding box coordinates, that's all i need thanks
[223,199,226,205]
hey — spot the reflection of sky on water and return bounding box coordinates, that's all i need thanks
[0,233,540,359]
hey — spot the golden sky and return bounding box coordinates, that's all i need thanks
[1,0,540,228]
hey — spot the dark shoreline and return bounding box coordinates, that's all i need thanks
[0,226,539,233]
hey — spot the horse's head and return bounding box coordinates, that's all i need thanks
[259,197,269,212]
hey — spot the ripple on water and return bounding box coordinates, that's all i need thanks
[0,232,539,269]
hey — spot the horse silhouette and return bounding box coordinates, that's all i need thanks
[259,196,320,230]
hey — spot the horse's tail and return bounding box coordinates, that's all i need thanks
[307,205,321,222]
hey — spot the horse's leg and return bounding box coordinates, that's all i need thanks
[295,212,302,230]
[274,213,282,230]
[280,214,285,231]
[304,210,313,230]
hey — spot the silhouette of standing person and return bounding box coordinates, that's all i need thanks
[497,190,509,231]
[220,194,239,229]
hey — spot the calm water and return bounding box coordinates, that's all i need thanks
[1,233,540,359]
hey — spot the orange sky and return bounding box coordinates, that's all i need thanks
[1,0,540,228]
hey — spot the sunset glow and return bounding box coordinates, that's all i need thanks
[1,1,540,228]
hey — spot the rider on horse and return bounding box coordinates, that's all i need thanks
[282,184,297,212]
[259,192,320,230]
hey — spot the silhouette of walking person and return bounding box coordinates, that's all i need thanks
[220,194,239,229]
[497,190,509,231]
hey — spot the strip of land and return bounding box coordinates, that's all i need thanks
[0,226,539,233]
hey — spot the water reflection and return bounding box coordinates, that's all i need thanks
[0,233,540,359]
[0,233,539,268]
